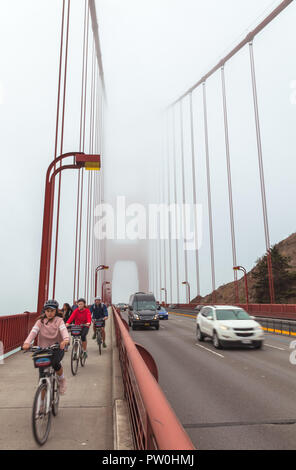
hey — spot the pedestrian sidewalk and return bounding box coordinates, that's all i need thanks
[0,314,116,450]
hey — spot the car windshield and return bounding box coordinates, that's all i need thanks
[216,309,250,321]
[136,300,156,311]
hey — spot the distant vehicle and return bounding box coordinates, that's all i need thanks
[157,305,168,320]
[128,293,159,330]
[196,305,264,349]
[116,303,127,311]
[168,304,177,309]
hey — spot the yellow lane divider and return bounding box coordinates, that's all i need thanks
[168,312,196,319]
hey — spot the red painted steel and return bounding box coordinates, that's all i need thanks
[0,313,38,354]
[37,152,99,312]
[171,303,296,321]
[112,306,195,450]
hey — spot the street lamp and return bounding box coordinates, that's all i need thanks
[95,265,109,297]
[182,281,191,304]
[161,288,167,305]
[37,152,100,313]
[102,281,111,303]
[233,266,249,308]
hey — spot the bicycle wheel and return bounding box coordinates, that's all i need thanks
[97,330,102,355]
[32,382,52,446]
[80,347,86,367]
[52,374,60,416]
[71,341,79,376]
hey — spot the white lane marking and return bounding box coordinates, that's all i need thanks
[265,343,286,351]
[195,343,224,358]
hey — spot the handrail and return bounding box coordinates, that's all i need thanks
[0,312,38,354]
[112,306,195,450]
[168,303,296,320]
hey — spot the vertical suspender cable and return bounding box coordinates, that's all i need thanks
[189,92,201,298]
[73,0,87,302]
[77,6,90,297]
[52,0,71,299]
[46,0,65,298]
[203,82,216,303]
[249,41,275,303]
[172,106,180,304]
[162,119,167,300]
[166,112,173,304]
[221,66,239,304]
[180,100,189,299]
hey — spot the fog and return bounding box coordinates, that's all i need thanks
[1,0,296,313]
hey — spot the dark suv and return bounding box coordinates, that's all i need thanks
[128,292,159,330]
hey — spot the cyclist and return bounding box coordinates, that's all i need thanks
[66,298,91,359]
[22,300,69,394]
[90,296,108,348]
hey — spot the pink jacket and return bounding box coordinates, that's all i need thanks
[24,316,69,348]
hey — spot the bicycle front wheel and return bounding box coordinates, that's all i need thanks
[52,375,60,416]
[32,382,52,446]
[97,330,102,355]
[71,341,79,376]
[80,348,86,367]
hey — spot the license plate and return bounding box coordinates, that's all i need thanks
[242,339,252,344]
[145,323,150,326]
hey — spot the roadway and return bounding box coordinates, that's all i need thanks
[122,310,296,450]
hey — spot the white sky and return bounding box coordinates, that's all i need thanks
[1,0,296,313]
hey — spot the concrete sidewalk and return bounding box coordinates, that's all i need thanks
[0,316,115,450]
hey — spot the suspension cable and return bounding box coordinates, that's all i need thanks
[202,82,216,303]
[221,66,239,303]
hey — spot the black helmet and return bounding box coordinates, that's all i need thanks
[44,299,59,310]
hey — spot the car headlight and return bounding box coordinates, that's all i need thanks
[220,325,230,331]
[134,314,140,319]
[255,326,263,331]
[153,314,159,320]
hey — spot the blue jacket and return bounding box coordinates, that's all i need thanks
[90,303,108,320]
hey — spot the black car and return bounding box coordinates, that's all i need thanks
[128,292,159,330]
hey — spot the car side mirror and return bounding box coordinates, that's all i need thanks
[207,316,213,321]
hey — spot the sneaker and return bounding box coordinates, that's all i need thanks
[59,377,67,395]
[103,342,107,348]
[92,333,96,340]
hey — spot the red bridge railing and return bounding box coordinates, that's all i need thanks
[112,306,195,450]
[0,312,38,354]
[169,303,296,320]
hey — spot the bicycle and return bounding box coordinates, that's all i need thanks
[24,343,61,446]
[94,319,105,355]
[68,324,89,375]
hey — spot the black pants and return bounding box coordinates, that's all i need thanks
[51,348,65,372]
[81,326,89,342]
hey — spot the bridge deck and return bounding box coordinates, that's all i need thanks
[0,319,114,450]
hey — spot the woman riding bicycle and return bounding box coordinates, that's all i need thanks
[65,298,91,359]
[22,300,69,394]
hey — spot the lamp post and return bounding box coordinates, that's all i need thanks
[95,265,109,297]
[233,266,249,309]
[161,288,168,306]
[37,152,101,313]
[102,281,110,303]
[182,281,191,305]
